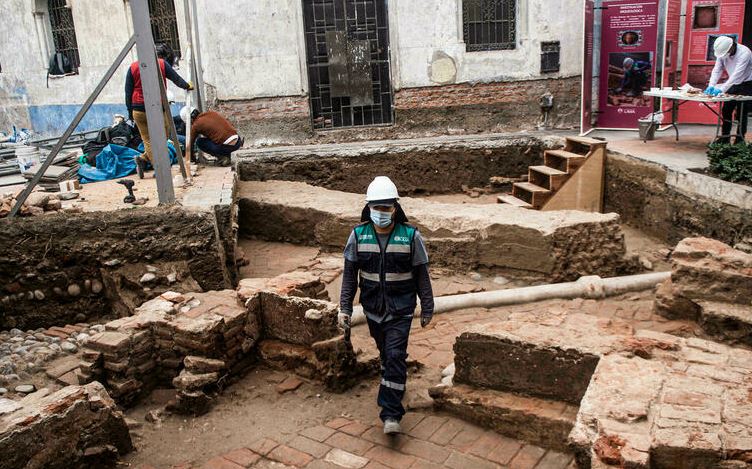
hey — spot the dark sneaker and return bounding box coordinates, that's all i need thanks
[135,156,146,179]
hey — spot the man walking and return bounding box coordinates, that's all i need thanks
[339,176,435,434]
[705,36,752,144]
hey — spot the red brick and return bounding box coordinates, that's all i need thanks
[400,413,426,433]
[324,432,374,456]
[300,425,337,442]
[509,445,547,469]
[364,462,391,469]
[468,431,506,458]
[407,415,446,440]
[364,445,416,469]
[444,451,498,469]
[221,448,260,467]
[248,437,279,456]
[287,435,331,458]
[486,436,523,465]
[326,417,353,429]
[44,329,69,339]
[535,450,574,469]
[400,439,451,464]
[340,421,371,436]
[428,419,465,446]
[361,426,408,449]
[408,460,443,469]
[202,456,243,469]
[267,444,313,467]
[448,426,485,452]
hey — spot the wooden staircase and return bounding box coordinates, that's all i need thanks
[498,136,607,212]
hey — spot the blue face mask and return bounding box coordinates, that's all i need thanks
[370,209,393,228]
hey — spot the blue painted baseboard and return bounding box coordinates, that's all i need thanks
[28,102,184,137]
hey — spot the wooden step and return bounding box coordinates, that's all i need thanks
[544,150,586,174]
[566,135,607,147]
[512,182,551,209]
[497,194,533,209]
[529,165,568,191]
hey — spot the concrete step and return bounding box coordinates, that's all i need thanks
[497,194,533,209]
[529,165,568,191]
[430,383,578,453]
[512,182,552,209]
[697,300,752,345]
[544,150,586,174]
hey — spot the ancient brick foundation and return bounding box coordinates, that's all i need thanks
[215,77,581,146]
[655,237,752,347]
[431,308,752,468]
[78,290,371,412]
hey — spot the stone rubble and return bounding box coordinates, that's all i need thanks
[655,237,752,346]
[0,323,98,387]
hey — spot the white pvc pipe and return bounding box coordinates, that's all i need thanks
[349,272,670,326]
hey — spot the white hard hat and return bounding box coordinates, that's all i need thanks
[366,176,399,202]
[179,105,196,123]
[714,36,734,59]
[623,57,634,68]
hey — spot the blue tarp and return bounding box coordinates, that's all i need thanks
[78,143,178,184]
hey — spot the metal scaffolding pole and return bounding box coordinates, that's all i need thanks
[130,0,175,203]
[187,0,207,111]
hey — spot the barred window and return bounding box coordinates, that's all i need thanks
[541,41,560,73]
[149,0,182,59]
[462,0,516,52]
[48,0,80,68]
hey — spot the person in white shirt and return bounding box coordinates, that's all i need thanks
[706,36,752,144]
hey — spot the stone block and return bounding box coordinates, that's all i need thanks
[259,293,339,346]
[87,331,131,353]
[184,356,226,374]
[671,237,752,305]
[172,370,219,391]
[0,382,132,469]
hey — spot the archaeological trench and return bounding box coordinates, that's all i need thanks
[0,133,751,468]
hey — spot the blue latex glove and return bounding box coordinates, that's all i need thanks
[704,86,717,96]
[712,87,723,96]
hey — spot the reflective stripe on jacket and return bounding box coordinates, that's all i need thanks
[354,222,417,317]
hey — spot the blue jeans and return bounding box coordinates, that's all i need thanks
[196,136,242,157]
[367,315,413,422]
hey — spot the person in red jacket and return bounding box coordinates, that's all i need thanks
[125,44,192,178]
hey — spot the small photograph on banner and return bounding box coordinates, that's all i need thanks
[607,52,653,108]
[692,4,719,30]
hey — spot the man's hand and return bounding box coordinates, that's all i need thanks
[187,81,195,91]
[337,312,351,330]
[420,312,433,328]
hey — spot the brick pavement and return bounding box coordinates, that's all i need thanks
[142,414,574,469]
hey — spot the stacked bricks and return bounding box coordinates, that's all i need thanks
[79,289,364,411]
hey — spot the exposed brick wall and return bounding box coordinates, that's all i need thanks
[211,76,581,145]
[394,76,580,110]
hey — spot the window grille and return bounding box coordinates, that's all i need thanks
[148,0,181,59]
[462,0,516,52]
[48,0,80,68]
[541,41,560,73]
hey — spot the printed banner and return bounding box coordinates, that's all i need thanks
[597,0,661,129]
[582,0,596,134]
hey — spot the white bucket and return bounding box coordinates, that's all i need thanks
[16,147,41,174]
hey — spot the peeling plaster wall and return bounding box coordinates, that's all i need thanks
[0,0,189,136]
[0,0,583,136]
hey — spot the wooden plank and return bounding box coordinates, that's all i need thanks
[497,194,533,208]
[542,145,605,213]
